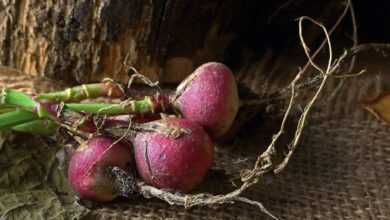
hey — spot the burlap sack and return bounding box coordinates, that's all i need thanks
[0,56,389,220]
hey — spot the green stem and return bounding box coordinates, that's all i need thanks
[11,119,58,135]
[0,88,171,136]
[65,96,162,115]
[0,88,36,110]
[0,89,60,120]
[35,81,124,102]
[0,110,38,128]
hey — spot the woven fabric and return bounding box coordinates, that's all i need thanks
[78,71,390,220]
[1,67,389,220]
[84,117,390,220]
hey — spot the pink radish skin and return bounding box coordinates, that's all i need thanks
[134,118,214,192]
[68,136,132,202]
[173,62,239,139]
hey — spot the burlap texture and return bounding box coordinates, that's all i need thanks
[1,64,389,220]
[86,93,390,219]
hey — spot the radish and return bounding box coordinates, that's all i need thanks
[67,136,133,202]
[30,62,239,139]
[171,62,239,139]
[133,117,214,192]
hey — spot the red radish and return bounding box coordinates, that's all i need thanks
[133,117,214,192]
[67,136,133,202]
[33,62,239,140]
[172,62,239,139]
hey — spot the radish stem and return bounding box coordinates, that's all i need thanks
[0,110,38,128]
[0,89,36,110]
[35,81,124,102]
[65,95,168,115]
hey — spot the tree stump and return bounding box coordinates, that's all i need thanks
[0,0,342,91]
[0,0,248,84]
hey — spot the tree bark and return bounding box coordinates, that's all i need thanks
[0,0,342,88]
[0,0,242,84]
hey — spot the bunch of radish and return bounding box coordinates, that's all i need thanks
[0,62,239,202]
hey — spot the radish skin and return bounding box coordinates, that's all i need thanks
[68,136,133,202]
[133,118,214,192]
[173,62,239,139]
